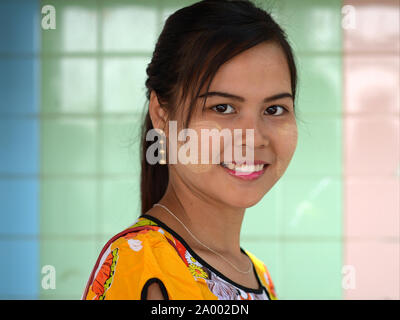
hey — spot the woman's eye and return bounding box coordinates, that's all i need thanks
[264,105,286,116]
[211,104,235,114]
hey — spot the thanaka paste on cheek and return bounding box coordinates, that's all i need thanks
[271,121,298,179]
[185,120,223,174]
[163,120,221,172]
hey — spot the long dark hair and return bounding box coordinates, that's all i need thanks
[140,0,298,214]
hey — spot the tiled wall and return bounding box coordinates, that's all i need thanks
[342,0,399,300]
[0,0,398,300]
[0,0,40,299]
[242,0,344,299]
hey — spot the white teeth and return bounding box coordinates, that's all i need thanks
[226,163,235,170]
[221,163,265,173]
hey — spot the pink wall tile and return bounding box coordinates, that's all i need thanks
[344,55,399,114]
[343,0,399,300]
[344,116,399,176]
[343,0,400,53]
[344,241,400,299]
[345,177,399,238]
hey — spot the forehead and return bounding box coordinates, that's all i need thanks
[207,41,291,97]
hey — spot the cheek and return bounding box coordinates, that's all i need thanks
[182,120,224,174]
[271,121,298,179]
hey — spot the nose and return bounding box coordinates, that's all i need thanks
[229,112,269,164]
[233,112,269,150]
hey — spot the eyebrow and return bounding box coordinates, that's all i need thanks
[198,91,293,103]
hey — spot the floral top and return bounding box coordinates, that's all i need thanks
[82,215,278,300]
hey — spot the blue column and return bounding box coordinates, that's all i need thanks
[0,0,40,299]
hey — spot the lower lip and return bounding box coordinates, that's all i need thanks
[220,164,268,181]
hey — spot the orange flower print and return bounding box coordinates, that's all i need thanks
[186,254,208,279]
[188,263,208,279]
[238,290,253,300]
[92,248,119,300]
[130,218,158,228]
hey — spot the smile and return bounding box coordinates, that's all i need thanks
[220,161,269,181]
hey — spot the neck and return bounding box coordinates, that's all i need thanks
[156,175,245,257]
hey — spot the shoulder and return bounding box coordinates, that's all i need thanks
[111,219,172,253]
[82,217,186,300]
[97,217,176,270]
[101,217,177,257]
[244,249,278,300]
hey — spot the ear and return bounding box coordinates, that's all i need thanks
[149,90,168,134]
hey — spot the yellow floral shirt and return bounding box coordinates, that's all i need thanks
[82,215,278,300]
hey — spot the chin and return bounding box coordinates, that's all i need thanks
[222,190,266,209]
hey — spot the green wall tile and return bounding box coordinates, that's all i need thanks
[41,58,98,114]
[280,241,343,299]
[100,116,142,174]
[102,0,159,52]
[278,0,342,53]
[242,182,279,238]
[285,116,342,176]
[101,178,141,237]
[40,179,97,236]
[41,118,97,175]
[296,55,342,115]
[102,57,149,113]
[41,0,98,53]
[40,239,97,299]
[280,177,342,238]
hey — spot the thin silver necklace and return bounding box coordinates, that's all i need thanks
[152,203,252,274]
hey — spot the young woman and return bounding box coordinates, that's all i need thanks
[83,0,298,300]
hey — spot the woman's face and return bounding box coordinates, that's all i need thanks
[168,41,298,209]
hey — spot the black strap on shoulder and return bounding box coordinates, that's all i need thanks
[141,278,169,300]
